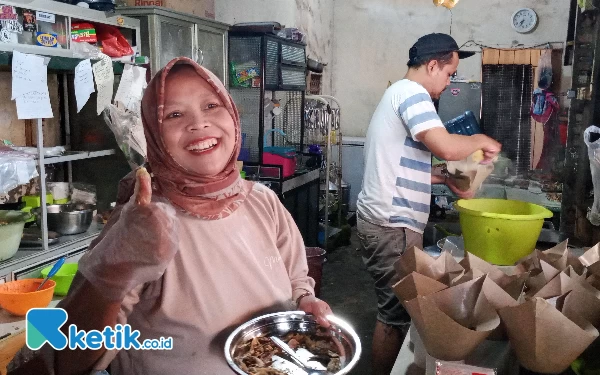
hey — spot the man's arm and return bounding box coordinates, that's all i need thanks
[417,127,501,163]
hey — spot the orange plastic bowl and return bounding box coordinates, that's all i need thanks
[0,279,55,316]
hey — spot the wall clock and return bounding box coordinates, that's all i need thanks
[512,8,538,33]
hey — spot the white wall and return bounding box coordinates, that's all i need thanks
[331,0,572,137]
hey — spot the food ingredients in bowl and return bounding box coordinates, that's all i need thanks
[0,279,55,316]
[234,328,342,374]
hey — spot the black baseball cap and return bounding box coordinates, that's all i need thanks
[408,33,475,65]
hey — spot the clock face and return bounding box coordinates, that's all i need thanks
[512,8,538,33]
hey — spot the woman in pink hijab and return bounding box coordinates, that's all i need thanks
[46,57,332,375]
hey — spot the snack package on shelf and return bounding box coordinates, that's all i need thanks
[94,24,133,58]
[71,22,98,44]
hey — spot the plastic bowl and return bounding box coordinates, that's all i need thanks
[41,263,78,296]
[0,279,56,316]
[0,211,32,261]
[455,199,553,265]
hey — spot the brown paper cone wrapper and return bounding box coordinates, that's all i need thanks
[581,243,600,268]
[391,272,447,304]
[589,261,600,276]
[499,297,599,374]
[460,252,509,284]
[394,246,436,281]
[405,278,500,361]
[451,268,485,286]
[557,282,600,328]
[538,240,587,275]
[425,251,465,285]
[588,274,600,290]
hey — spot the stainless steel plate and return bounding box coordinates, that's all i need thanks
[225,311,361,375]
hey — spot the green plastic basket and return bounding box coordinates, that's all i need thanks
[455,199,553,265]
[41,263,78,296]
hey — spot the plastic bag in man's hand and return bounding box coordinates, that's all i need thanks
[78,168,180,301]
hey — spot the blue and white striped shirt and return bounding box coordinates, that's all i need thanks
[357,80,444,233]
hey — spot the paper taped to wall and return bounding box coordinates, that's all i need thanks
[11,51,53,119]
[74,59,95,113]
[93,53,115,115]
[114,64,146,113]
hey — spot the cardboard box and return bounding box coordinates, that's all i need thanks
[122,0,215,19]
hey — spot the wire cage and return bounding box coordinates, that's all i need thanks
[482,64,534,175]
[228,33,307,165]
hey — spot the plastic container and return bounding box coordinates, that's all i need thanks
[41,263,78,296]
[263,129,297,178]
[455,199,553,265]
[444,111,482,136]
[306,247,327,297]
[0,279,56,316]
[0,211,31,261]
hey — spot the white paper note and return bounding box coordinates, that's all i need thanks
[92,53,115,115]
[11,51,53,119]
[74,59,95,113]
[11,50,47,100]
[15,90,53,119]
[114,64,146,112]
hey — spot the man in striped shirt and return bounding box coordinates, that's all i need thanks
[356,33,501,375]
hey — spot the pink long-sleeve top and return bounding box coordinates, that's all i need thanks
[93,183,315,374]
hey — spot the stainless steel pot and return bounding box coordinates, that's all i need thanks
[225,311,361,375]
[32,204,94,235]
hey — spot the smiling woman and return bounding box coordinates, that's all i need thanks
[37,57,334,375]
[161,65,236,177]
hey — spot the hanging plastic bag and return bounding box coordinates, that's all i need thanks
[531,89,559,124]
[94,24,133,58]
[585,126,600,226]
[103,104,147,170]
[0,146,38,195]
[537,50,553,90]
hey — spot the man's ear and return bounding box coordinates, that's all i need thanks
[427,59,438,75]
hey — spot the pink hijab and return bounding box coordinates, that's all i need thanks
[125,57,253,219]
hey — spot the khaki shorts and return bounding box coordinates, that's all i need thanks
[357,216,423,327]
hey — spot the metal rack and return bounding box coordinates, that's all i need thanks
[0,4,140,279]
[305,95,343,249]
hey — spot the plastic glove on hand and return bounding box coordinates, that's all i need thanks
[78,167,180,301]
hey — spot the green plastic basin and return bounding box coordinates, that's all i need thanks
[41,263,78,296]
[455,199,553,265]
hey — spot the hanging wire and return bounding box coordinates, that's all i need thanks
[459,40,563,50]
